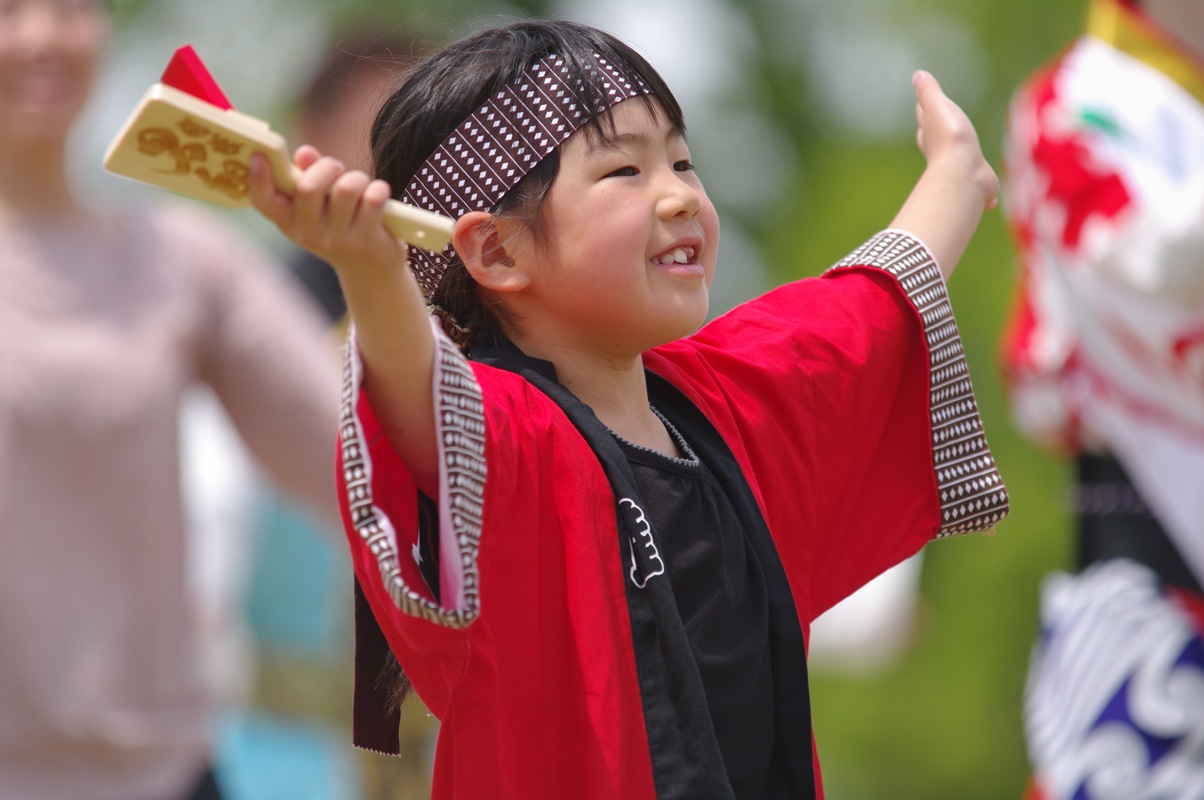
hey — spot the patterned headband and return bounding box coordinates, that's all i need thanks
[402,51,652,297]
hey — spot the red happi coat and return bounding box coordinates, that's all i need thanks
[338,230,1008,799]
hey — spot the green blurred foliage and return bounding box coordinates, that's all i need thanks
[761,2,1083,798]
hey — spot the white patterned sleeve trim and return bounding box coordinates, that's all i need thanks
[340,318,486,628]
[830,229,1010,536]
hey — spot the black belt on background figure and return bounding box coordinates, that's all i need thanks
[1074,453,1202,596]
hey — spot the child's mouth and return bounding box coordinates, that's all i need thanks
[652,246,696,266]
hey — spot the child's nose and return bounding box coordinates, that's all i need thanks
[656,170,702,219]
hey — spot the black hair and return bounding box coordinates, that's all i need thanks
[370,18,685,346]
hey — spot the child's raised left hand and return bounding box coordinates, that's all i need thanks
[911,70,998,213]
[889,71,998,279]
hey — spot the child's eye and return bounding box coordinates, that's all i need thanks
[606,166,639,178]
[674,160,696,173]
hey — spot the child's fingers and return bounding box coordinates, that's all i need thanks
[327,170,374,234]
[912,69,945,111]
[349,178,395,241]
[327,174,405,268]
[911,69,976,155]
[913,71,934,156]
[294,144,325,170]
[913,69,955,137]
[248,153,293,225]
[251,149,403,270]
[291,156,347,240]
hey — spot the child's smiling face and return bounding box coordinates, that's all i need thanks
[514,98,720,356]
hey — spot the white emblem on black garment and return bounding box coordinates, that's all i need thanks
[619,498,665,588]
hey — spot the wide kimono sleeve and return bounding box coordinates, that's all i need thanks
[335,319,661,799]
[645,230,1009,621]
[337,318,526,714]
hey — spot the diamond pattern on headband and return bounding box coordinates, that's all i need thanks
[403,51,651,297]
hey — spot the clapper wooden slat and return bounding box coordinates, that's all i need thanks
[104,46,453,251]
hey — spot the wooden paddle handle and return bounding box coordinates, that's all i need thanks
[104,82,456,252]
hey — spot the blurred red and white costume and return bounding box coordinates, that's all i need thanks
[1002,1,1204,797]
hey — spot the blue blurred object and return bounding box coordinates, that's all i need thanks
[244,495,349,659]
[214,710,362,800]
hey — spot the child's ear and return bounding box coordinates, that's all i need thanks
[453,211,531,293]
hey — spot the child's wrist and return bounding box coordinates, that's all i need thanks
[922,157,998,213]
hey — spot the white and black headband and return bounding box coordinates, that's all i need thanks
[402,51,652,297]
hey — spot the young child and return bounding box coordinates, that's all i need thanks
[250,18,1007,800]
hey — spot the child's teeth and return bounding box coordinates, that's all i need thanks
[654,247,694,265]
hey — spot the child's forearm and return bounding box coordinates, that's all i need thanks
[341,262,442,496]
[248,149,442,495]
[889,163,989,281]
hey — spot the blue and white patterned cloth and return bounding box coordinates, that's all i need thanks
[1026,559,1204,800]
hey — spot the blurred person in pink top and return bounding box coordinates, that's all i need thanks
[0,2,343,798]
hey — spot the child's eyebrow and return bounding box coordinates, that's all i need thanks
[582,126,688,162]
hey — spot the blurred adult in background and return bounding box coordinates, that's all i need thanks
[282,32,443,799]
[0,1,343,799]
[1000,0,1204,797]
[288,32,422,330]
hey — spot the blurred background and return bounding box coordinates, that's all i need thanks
[83,0,1085,798]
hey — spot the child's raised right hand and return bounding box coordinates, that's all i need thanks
[249,145,409,279]
[911,70,998,213]
[251,145,442,493]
